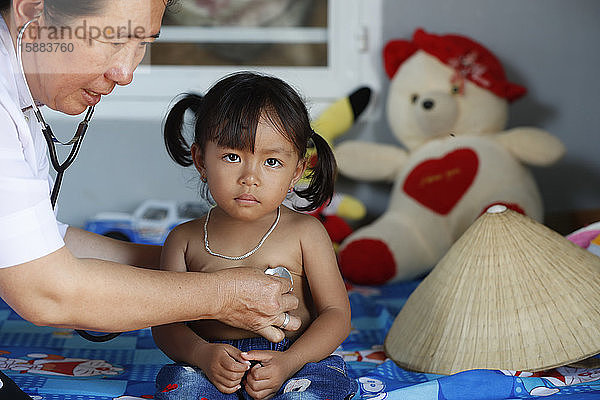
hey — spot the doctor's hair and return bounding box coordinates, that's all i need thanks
[0,1,104,20]
[0,1,177,21]
[163,71,337,212]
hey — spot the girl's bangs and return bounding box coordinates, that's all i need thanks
[206,102,296,154]
[206,99,262,151]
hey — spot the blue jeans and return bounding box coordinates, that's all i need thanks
[155,337,357,400]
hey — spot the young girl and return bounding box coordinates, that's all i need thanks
[153,72,356,400]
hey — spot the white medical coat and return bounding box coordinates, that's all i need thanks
[0,17,67,268]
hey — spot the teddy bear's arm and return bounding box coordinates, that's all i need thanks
[335,141,408,182]
[494,127,566,166]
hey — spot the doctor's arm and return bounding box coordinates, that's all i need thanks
[0,246,300,342]
[64,226,162,269]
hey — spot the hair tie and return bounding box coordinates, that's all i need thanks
[307,130,317,148]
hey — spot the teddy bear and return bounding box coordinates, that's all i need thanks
[335,28,565,284]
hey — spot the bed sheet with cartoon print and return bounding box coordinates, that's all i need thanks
[1,228,599,399]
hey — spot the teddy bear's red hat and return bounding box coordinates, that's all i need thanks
[384,28,526,102]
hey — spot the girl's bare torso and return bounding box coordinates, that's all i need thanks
[181,209,316,341]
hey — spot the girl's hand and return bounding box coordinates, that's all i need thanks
[199,343,251,394]
[241,350,298,400]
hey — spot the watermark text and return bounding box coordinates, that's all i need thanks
[19,20,148,43]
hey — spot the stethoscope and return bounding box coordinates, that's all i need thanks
[18,18,119,342]
[16,18,95,208]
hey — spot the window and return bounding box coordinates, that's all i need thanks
[142,207,168,221]
[97,0,382,120]
[154,0,328,68]
[177,202,209,219]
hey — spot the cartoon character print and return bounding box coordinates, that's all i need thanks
[283,378,312,393]
[358,376,387,399]
[336,345,387,364]
[502,367,600,396]
[0,352,123,378]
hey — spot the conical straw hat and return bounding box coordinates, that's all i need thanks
[384,205,600,375]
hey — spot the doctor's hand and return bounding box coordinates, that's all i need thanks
[213,267,300,343]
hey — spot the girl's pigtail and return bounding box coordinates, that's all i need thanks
[163,93,204,166]
[295,130,337,212]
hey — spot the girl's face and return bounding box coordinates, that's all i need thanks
[192,116,307,222]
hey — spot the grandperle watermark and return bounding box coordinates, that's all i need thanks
[20,19,150,53]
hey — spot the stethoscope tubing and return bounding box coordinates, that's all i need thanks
[17,18,120,342]
[42,107,94,207]
[17,18,95,207]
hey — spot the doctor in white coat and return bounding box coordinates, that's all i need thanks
[0,0,299,396]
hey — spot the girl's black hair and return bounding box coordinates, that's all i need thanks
[163,71,337,212]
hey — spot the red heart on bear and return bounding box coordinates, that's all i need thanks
[403,148,478,215]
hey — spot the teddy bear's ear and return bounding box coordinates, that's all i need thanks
[383,40,418,79]
[500,81,527,102]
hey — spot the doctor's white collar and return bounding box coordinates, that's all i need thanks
[0,15,39,112]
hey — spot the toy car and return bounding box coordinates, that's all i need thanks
[84,199,211,244]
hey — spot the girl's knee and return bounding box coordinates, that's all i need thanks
[155,363,204,399]
[156,363,199,382]
[276,356,356,400]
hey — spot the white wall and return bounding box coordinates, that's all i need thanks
[52,0,600,227]
[49,113,201,227]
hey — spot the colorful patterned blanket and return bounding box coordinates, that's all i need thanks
[1,267,598,399]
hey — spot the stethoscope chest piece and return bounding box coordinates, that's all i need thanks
[265,266,293,287]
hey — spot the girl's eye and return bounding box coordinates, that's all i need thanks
[224,154,240,163]
[265,158,282,168]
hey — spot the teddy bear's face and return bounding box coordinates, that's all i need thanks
[386,51,509,151]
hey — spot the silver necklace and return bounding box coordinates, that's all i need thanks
[204,206,281,260]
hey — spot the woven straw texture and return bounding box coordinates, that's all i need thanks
[384,206,600,375]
